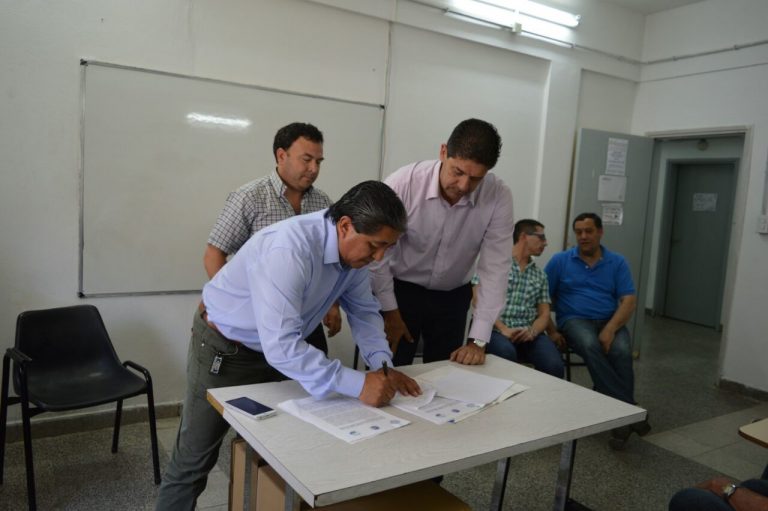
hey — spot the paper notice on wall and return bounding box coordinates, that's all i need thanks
[606,138,628,176]
[602,203,624,226]
[598,175,627,202]
[693,193,717,212]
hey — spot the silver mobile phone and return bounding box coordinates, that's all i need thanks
[226,396,276,420]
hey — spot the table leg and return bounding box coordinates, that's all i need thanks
[553,440,576,511]
[285,484,302,511]
[489,457,511,511]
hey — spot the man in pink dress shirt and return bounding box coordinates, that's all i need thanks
[370,118,515,366]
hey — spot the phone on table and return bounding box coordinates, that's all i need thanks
[226,396,276,420]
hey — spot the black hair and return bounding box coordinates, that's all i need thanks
[272,122,324,161]
[572,212,603,230]
[326,181,407,234]
[513,219,545,243]
[445,118,502,169]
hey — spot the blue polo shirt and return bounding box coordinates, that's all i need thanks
[544,246,635,328]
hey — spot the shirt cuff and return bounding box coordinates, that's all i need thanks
[335,366,367,399]
[376,291,398,311]
[366,351,393,371]
[468,319,493,344]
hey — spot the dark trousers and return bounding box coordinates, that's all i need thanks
[305,323,328,354]
[391,279,472,366]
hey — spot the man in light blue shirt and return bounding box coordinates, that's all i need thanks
[156,181,421,510]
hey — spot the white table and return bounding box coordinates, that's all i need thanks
[740,418,768,449]
[207,355,646,510]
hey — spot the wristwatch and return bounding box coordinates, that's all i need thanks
[472,339,487,349]
[722,483,739,501]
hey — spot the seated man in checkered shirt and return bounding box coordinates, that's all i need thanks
[471,219,564,377]
[203,122,340,353]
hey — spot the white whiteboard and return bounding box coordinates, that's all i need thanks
[80,62,383,296]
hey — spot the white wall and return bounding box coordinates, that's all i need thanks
[383,24,548,220]
[577,71,636,133]
[4,0,764,425]
[0,0,396,418]
[634,0,768,391]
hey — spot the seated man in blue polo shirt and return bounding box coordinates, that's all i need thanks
[545,212,650,449]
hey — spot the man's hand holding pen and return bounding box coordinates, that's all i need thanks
[359,361,421,407]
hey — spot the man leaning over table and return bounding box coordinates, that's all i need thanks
[204,122,340,354]
[155,181,421,511]
[369,118,515,367]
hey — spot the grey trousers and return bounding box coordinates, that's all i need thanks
[155,310,284,511]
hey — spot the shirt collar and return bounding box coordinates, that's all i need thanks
[270,169,314,200]
[323,215,344,269]
[569,245,608,263]
[427,160,477,207]
[512,256,536,273]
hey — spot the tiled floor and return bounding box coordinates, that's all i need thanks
[1,315,766,510]
[645,404,768,481]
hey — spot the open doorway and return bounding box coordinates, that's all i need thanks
[648,135,745,330]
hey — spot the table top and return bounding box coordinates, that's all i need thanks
[207,355,645,507]
[740,417,768,448]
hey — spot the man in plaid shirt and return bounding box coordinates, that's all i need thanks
[472,219,564,377]
[203,122,340,352]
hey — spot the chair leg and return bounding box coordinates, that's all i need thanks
[112,399,123,454]
[145,384,161,484]
[19,373,36,511]
[0,354,10,485]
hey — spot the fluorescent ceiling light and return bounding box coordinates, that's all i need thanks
[186,113,251,130]
[448,0,580,28]
[450,0,519,27]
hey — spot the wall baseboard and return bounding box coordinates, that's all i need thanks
[719,379,768,402]
[2,402,181,443]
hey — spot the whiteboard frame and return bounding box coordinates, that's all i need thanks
[78,59,385,298]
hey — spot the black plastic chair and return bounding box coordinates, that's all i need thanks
[0,305,161,510]
[562,344,587,382]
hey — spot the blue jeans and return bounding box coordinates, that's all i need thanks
[155,310,284,510]
[669,478,768,510]
[561,318,635,404]
[487,330,564,378]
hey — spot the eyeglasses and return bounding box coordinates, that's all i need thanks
[526,232,547,240]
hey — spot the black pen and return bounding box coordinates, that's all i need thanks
[382,361,389,376]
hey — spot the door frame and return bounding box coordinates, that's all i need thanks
[654,158,739,329]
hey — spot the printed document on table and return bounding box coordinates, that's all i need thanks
[394,393,486,424]
[389,368,528,424]
[278,395,409,444]
[418,366,527,405]
[390,381,480,424]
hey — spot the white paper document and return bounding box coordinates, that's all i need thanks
[390,381,438,408]
[602,203,624,226]
[606,137,628,176]
[389,367,528,424]
[278,395,410,444]
[597,174,627,202]
[419,366,524,405]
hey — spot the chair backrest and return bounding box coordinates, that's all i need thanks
[14,305,124,390]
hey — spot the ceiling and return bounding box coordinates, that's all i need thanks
[589,0,704,15]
